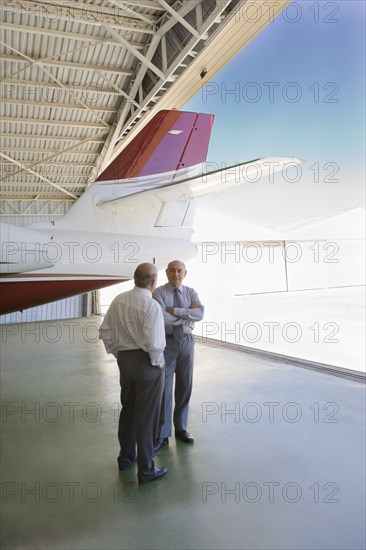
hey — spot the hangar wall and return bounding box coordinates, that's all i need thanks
[327,240,366,288]
[187,239,365,296]
[0,295,83,324]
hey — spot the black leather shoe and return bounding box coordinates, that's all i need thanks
[153,437,169,453]
[175,430,194,443]
[138,467,168,484]
[118,457,136,471]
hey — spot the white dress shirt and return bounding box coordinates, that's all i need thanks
[99,287,166,367]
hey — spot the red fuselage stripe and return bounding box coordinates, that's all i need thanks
[0,279,125,315]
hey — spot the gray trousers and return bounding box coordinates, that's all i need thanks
[117,349,164,477]
[158,334,195,438]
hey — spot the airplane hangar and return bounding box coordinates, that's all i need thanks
[1,2,365,549]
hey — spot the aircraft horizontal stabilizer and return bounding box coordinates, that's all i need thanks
[99,156,304,208]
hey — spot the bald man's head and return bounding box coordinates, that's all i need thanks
[134,263,158,290]
[167,260,186,271]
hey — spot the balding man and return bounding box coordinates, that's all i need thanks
[99,263,168,484]
[153,260,204,452]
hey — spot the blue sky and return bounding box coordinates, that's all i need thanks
[185,1,365,225]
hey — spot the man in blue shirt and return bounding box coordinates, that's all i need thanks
[153,260,204,451]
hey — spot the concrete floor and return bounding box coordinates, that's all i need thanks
[1,318,365,550]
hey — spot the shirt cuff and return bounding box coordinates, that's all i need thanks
[149,352,165,368]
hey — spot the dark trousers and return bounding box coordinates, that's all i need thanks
[158,334,195,438]
[117,349,164,478]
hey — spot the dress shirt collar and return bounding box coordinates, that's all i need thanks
[167,283,183,294]
[132,286,152,297]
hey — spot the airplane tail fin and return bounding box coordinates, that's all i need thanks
[96,110,214,182]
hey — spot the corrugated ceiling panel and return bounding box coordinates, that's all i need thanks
[1,0,281,205]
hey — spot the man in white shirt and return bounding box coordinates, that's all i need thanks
[153,260,204,451]
[99,263,167,484]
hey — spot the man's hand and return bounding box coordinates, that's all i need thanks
[190,303,199,309]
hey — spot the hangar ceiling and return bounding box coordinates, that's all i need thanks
[0,0,290,218]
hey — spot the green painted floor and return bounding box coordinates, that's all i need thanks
[1,318,365,550]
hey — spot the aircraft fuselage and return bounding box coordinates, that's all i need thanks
[0,224,197,314]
